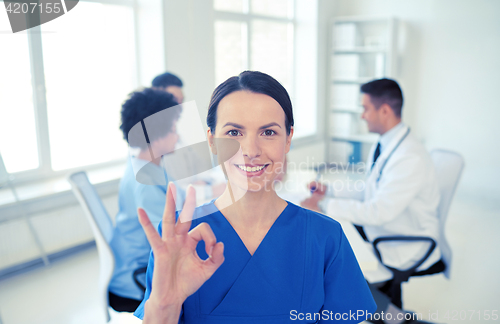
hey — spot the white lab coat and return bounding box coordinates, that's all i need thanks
[322,124,441,271]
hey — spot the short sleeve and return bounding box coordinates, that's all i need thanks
[134,184,166,230]
[320,226,377,323]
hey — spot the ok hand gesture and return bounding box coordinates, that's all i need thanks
[138,183,225,323]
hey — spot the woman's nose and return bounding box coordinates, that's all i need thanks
[241,136,261,159]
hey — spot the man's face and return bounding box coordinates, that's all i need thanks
[152,121,179,156]
[361,94,383,134]
[165,86,184,104]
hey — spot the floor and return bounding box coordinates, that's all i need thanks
[402,193,500,323]
[0,192,499,324]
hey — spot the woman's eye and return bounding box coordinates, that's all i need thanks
[227,130,241,136]
[263,129,276,136]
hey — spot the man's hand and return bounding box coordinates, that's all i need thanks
[301,194,324,213]
[307,181,327,196]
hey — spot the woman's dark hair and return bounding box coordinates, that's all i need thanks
[152,72,183,88]
[207,71,294,135]
[120,88,181,149]
[360,78,403,117]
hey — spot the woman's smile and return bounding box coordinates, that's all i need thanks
[234,163,270,177]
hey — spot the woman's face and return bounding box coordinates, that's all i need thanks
[208,90,293,193]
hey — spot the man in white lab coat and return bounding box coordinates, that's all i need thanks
[302,79,440,324]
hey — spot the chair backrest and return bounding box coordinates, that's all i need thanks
[430,149,465,278]
[68,171,115,322]
[0,153,10,187]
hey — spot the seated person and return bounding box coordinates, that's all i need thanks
[134,71,376,323]
[152,71,184,104]
[108,88,182,311]
[302,79,441,324]
[152,71,226,201]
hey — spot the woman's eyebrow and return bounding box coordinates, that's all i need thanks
[222,122,244,129]
[259,122,281,130]
[222,122,282,129]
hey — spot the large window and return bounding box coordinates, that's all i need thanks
[213,0,318,140]
[0,17,38,173]
[0,1,137,179]
[213,0,295,95]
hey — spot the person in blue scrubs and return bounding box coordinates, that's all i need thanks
[108,88,183,311]
[134,71,376,323]
[152,71,227,200]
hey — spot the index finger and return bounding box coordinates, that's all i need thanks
[161,182,177,239]
[138,208,164,252]
[175,185,196,235]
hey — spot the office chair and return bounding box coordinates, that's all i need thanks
[371,149,464,308]
[69,171,148,323]
[68,171,115,322]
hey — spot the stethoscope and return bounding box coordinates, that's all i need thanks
[372,127,411,183]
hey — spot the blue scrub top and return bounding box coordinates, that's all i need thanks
[134,201,376,323]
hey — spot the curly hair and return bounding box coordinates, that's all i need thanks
[120,88,181,150]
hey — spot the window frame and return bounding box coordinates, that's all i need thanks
[213,0,296,101]
[6,0,138,185]
[213,0,321,143]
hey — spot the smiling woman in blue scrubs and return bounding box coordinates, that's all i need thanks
[134,71,376,323]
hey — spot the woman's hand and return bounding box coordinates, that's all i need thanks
[139,183,225,323]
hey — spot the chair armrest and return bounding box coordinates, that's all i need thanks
[372,236,437,277]
[133,266,148,293]
[372,236,437,309]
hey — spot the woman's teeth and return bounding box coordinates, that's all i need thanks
[236,164,266,172]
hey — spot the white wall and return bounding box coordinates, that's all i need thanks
[330,0,500,201]
[0,194,118,271]
[136,0,166,86]
[287,0,337,165]
[293,0,319,138]
[163,0,216,134]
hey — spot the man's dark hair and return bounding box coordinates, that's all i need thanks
[120,88,181,150]
[152,72,183,88]
[360,78,403,117]
[207,71,294,135]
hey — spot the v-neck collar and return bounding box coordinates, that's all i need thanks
[210,200,293,258]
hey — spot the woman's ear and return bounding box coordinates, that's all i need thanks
[285,126,294,154]
[207,128,217,154]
